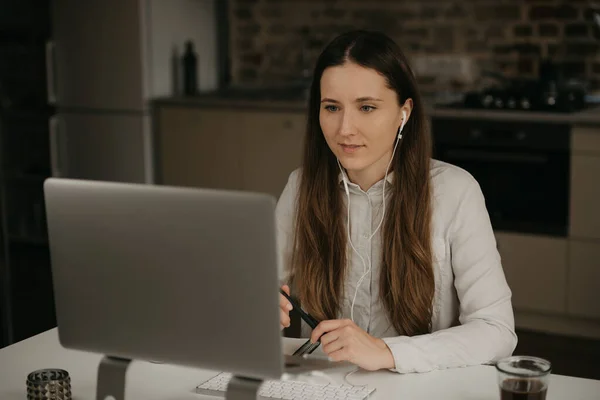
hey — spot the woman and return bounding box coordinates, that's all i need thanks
[276,30,517,374]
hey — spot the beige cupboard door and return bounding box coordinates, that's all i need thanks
[158,107,242,190]
[570,154,600,240]
[240,111,306,199]
[495,232,568,314]
[567,240,600,319]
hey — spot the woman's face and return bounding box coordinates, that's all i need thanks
[319,62,411,185]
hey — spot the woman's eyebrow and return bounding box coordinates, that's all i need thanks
[320,96,384,103]
[355,96,384,102]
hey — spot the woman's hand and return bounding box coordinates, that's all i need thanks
[279,284,293,330]
[310,319,395,371]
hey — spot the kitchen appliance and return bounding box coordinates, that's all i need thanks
[438,56,589,114]
[432,118,570,237]
[441,76,586,113]
[46,0,220,183]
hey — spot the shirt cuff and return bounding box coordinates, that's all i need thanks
[382,336,438,374]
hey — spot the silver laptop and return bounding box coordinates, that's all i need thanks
[44,178,347,382]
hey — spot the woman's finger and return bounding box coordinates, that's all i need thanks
[280,308,290,328]
[322,335,344,355]
[279,293,293,311]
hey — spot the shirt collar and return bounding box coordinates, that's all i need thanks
[337,169,395,189]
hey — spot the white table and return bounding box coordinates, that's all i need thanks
[1,329,599,400]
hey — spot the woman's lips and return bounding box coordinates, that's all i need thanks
[340,144,364,153]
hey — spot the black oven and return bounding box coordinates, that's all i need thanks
[431,117,570,237]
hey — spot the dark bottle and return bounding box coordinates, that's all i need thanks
[182,40,198,96]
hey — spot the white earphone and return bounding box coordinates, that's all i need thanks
[339,110,407,324]
[397,110,406,139]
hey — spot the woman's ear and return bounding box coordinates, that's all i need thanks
[400,98,414,126]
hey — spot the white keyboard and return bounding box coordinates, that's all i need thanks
[196,372,375,399]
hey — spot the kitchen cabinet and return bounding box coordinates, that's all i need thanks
[495,232,568,314]
[567,240,600,319]
[0,111,54,348]
[571,126,600,155]
[0,1,54,348]
[240,111,305,198]
[157,106,243,190]
[157,106,305,198]
[570,154,600,240]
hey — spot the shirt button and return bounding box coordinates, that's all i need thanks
[362,234,369,239]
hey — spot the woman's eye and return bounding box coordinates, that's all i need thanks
[324,105,339,112]
[361,105,375,112]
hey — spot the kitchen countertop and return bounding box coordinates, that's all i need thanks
[153,92,600,126]
[153,95,308,112]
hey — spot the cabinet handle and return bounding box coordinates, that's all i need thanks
[46,41,57,104]
[49,116,62,177]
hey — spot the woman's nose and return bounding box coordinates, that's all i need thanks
[339,111,356,137]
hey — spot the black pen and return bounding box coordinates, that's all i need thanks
[279,289,323,356]
[279,289,319,330]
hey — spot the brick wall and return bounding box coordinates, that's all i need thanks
[228,0,600,93]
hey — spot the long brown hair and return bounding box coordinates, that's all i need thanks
[290,30,434,336]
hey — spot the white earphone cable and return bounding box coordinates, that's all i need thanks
[349,128,402,322]
[339,116,405,324]
[337,159,369,323]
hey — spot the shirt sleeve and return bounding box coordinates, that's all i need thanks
[275,169,300,284]
[382,175,517,373]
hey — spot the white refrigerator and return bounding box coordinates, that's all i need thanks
[46,0,220,183]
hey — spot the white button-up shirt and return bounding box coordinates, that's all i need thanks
[275,159,517,373]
